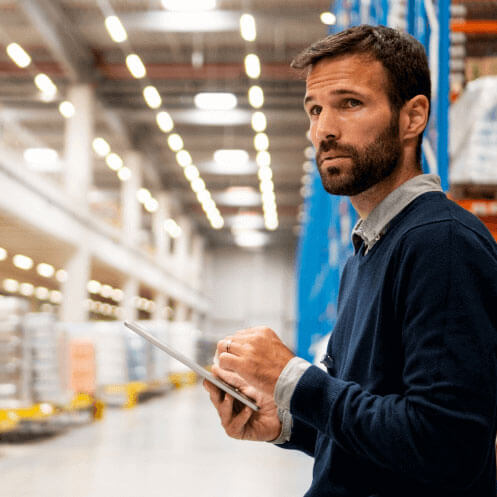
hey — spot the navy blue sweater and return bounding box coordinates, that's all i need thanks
[284,192,497,496]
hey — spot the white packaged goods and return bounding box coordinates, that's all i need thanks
[0,297,31,408]
[168,322,200,373]
[23,313,70,405]
[450,76,497,184]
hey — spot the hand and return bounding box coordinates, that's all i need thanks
[217,327,295,397]
[203,365,282,442]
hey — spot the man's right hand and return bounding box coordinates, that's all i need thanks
[203,365,282,442]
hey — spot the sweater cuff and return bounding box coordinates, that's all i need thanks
[270,407,293,445]
[274,356,311,410]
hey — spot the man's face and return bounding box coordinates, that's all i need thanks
[304,54,402,196]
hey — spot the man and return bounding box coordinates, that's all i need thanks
[204,25,497,496]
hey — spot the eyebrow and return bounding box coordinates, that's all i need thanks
[304,89,365,106]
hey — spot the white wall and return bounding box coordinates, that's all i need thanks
[204,244,297,350]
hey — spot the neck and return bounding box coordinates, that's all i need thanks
[350,162,422,219]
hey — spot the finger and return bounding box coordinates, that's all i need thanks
[218,352,244,374]
[218,393,235,427]
[204,380,224,408]
[216,336,236,356]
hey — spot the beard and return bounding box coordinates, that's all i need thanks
[315,114,402,197]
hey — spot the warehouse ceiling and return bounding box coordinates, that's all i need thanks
[0,0,333,249]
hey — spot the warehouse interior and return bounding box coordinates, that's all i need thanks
[0,1,496,496]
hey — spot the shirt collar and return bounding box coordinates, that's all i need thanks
[352,174,443,253]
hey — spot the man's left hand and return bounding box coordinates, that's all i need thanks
[216,327,295,397]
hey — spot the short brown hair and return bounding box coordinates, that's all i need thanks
[292,25,431,164]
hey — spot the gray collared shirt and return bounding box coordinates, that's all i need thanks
[271,173,443,444]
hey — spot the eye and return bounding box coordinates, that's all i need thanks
[308,105,322,116]
[344,98,362,108]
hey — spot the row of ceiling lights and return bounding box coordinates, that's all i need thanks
[4,39,187,239]
[101,6,224,231]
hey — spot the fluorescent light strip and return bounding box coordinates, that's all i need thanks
[105,15,128,43]
[6,42,31,68]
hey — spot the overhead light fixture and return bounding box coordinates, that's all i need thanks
[216,186,260,206]
[37,263,55,278]
[234,230,268,248]
[211,217,224,230]
[137,188,151,203]
[184,165,200,181]
[24,148,59,172]
[230,213,265,232]
[92,137,111,157]
[55,269,68,283]
[105,153,123,171]
[58,100,75,118]
[256,151,271,167]
[100,284,113,299]
[144,197,159,213]
[105,15,128,43]
[3,279,19,293]
[176,150,192,167]
[320,12,337,25]
[126,54,146,79]
[161,0,217,11]
[254,133,269,151]
[167,133,184,151]
[156,111,174,133]
[34,73,57,98]
[214,149,249,168]
[244,54,261,79]
[197,190,211,203]
[87,280,101,294]
[6,42,31,68]
[191,177,205,193]
[19,282,34,297]
[194,92,237,111]
[35,286,49,300]
[143,86,162,109]
[248,85,264,108]
[49,290,62,304]
[251,111,267,132]
[240,14,257,42]
[118,167,132,181]
[0,247,7,261]
[258,166,272,181]
[164,219,182,238]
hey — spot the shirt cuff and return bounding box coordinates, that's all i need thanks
[270,407,293,445]
[274,356,311,410]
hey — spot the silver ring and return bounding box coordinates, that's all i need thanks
[226,339,232,354]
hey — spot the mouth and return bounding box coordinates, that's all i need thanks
[320,156,349,166]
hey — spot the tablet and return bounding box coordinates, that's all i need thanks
[124,321,259,411]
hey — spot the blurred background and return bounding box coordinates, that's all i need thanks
[0,1,496,496]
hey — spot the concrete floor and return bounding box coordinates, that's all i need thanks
[0,385,313,497]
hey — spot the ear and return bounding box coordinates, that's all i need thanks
[399,95,430,142]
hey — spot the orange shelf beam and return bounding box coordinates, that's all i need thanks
[451,20,497,34]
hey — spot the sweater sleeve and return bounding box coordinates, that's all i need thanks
[277,416,318,457]
[290,221,497,489]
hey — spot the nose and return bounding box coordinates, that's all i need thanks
[313,108,340,147]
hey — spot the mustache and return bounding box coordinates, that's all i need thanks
[316,139,356,167]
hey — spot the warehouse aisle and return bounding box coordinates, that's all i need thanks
[0,384,313,497]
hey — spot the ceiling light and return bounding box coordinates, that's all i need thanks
[245,54,261,79]
[234,230,268,248]
[265,218,279,231]
[92,137,111,157]
[87,280,101,294]
[176,150,192,167]
[0,247,7,261]
[254,133,269,151]
[118,166,132,181]
[214,149,249,168]
[100,284,113,299]
[13,254,33,270]
[197,190,211,203]
[194,92,237,111]
[161,0,217,11]
[320,12,337,25]
[24,148,59,172]
[164,219,182,238]
[49,290,62,304]
[35,286,49,300]
[211,217,224,230]
[55,269,68,283]
[260,179,274,193]
[251,111,267,132]
[156,111,174,132]
[191,177,205,193]
[262,190,276,204]
[34,73,57,98]
[58,100,75,118]
[105,15,128,43]
[37,263,55,278]
[6,43,31,68]
[240,14,256,42]
[202,198,216,212]
[256,151,271,167]
[144,197,159,213]
[19,282,34,297]
[137,188,151,203]
[248,85,264,108]
[126,54,146,79]
[105,153,123,171]
[168,134,183,151]
[217,186,260,206]
[184,165,200,181]
[258,166,272,181]
[304,146,315,159]
[3,279,19,293]
[111,288,123,302]
[303,160,314,173]
[143,86,162,109]
[231,214,264,231]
